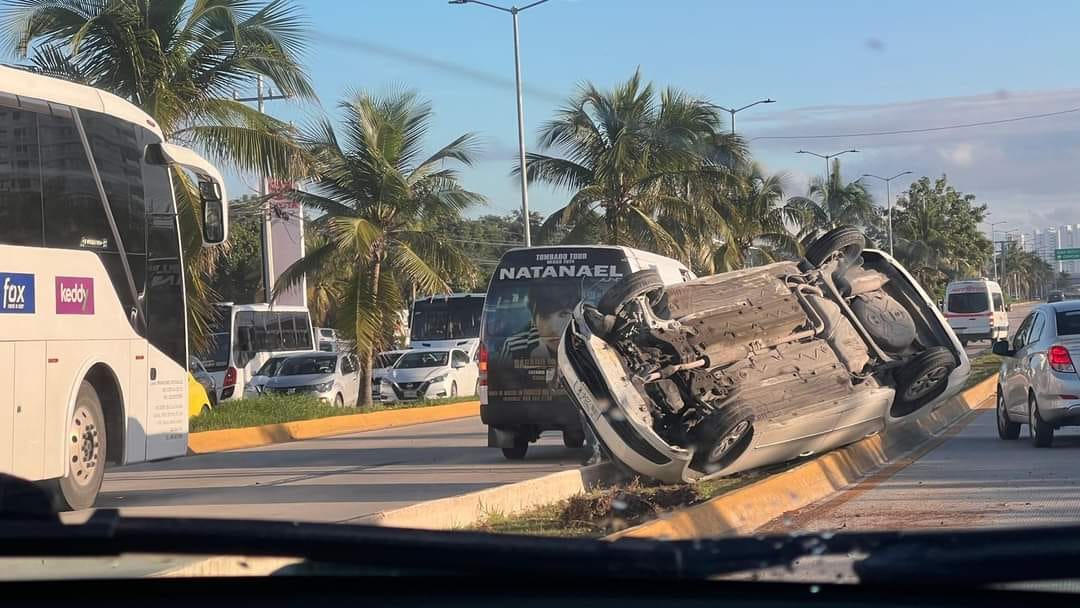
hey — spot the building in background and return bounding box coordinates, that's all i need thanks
[1032,224,1080,275]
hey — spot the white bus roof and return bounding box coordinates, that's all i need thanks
[216,303,312,313]
[415,292,486,300]
[1,64,164,139]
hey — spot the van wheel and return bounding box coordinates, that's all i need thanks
[501,436,529,460]
[49,381,107,511]
[804,226,865,269]
[562,429,586,449]
[597,269,665,316]
[891,347,956,417]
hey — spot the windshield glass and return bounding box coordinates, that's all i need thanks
[396,351,448,369]
[12,0,1080,589]
[279,356,337,376]
[410,296,484,341]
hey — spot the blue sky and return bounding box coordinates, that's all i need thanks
[242,0,1080,234]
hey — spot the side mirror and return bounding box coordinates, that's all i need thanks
[992,340,1015,357]
[199,180,226,245]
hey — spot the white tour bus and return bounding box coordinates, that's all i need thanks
[409,293,486,357]
[199,303,316,401]
[0,66,229,509]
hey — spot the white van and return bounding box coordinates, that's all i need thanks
[480,246,694,460]
[944,279,1008,345]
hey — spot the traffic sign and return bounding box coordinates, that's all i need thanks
[1055,248,1080,261]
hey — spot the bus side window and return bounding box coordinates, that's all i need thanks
[38,113,113,250]
[0,107,43,246]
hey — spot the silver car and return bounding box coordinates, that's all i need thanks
[558,227,969,483]
[994,301,1080,447]
[262,352,362,407]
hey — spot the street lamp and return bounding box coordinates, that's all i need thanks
[715,98,775,135]
[796,148,859,185]
[1002,228,1020,297]
[989,221,1007,280]
[860,171,912,257]
[450,0,551,247]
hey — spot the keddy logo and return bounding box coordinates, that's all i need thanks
[0,272,35,314]
[55,277,95,315]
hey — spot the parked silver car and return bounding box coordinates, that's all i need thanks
[994,301,1080,447]
[262,352,362,407]
[558,227,970,483]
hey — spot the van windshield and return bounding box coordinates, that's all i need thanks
[947,292,990,314]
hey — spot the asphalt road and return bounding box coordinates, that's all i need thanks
[80,417,588,523]
[766,403,1080,534]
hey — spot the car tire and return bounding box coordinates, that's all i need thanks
[200,404,211,417]
[996,388,1020,440]
[1029,395,1054,448]
[689,405,755,475]
[803,225,865,269]
[501,436,529,460]
[49,381,107,511]
[334,393,344,408]
[890,347,957,418]
[596,269,665,316]
[562,429,586,449]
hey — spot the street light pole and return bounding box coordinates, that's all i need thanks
[860,171,912,257]
[715,98,775,135]
[451,0,551,247]
[989,221,1007,280]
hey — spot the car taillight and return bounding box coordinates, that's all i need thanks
[478,343,488,387]
[223,366,237,387]
[1049,345,1076,373]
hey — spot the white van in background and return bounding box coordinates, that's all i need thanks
[944,279,1008,345]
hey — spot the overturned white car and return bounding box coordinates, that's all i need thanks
[557,227,970,483]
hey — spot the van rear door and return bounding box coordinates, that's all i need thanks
[945,283,992,338]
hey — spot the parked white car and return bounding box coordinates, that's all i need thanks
[372,349,409,401]
[262,352,362,407]
[380,348,478,401]
[242,354,290,399]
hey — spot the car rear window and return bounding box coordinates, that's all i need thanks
[1056,310,1080,336]
[947,292,989,314]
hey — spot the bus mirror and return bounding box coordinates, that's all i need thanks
[200,180,225,245]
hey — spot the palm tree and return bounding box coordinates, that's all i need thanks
[2,0,315,350]
[789,159,877,238]
[275,90,483,406]
[524,70,741,255]
[706,163,801,272]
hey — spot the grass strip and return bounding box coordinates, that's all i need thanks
[964,352,1001,390]
[190,394,476,433]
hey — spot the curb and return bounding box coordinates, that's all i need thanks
[187,401,480,454]
[359,462,623,530]
[608,374,998,540]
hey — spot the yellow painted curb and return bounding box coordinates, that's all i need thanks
[187,401,480,454]
[609,374,999,541]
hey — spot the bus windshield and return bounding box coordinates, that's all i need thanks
[410,296,484,341]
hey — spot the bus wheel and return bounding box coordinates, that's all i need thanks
[51,381,107,511]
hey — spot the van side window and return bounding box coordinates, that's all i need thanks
[992,292,1004,311]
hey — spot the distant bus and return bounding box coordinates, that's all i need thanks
[409,293,485,356]
[0,65,229,509]
[199,303,315,401]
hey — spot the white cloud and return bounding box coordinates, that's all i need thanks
[939,143,975,167]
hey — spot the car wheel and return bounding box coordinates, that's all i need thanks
[1029,395,1054,448]
[334,393,344,408]
[596,269,665,316]
[562,429,586,449]
[49,381,107,511]
[890,347,957,418]
[450,381,458,398]
[689,405,755,475]
[996,388,1020,440]
[803,225,865,269]
[200,404,211,417]
[501,436,529,460]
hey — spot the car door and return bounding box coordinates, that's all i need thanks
[449,350,472,393]
[1021,311,1049,405]
[1002,312,1035,416]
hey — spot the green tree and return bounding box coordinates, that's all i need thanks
[3,0,315,350]
[524,70,741,255]
[275,89,483,406]
[789,159,878,238]
[890,175,993,296]
[706,163,802,273]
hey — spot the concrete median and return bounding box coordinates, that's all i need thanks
[187,401,480,454]
[608,375,998,540]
